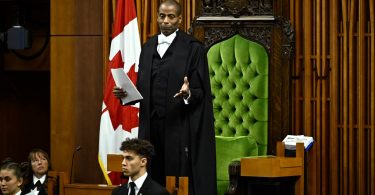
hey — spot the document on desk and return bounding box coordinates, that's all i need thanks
[282,135,314,151]
[111,68,143,105]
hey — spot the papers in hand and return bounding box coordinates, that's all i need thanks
[111,68,143,105]
[282,135,314,151]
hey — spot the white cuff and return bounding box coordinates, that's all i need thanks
[183,90,191,105]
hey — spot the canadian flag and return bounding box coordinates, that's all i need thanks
[98,0,141,185]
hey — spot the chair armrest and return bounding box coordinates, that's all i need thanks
[225,160,245,195]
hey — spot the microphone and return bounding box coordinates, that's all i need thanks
[69,146,81,184]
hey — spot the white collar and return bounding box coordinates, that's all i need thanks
[128,172,148,190]
[158,30,178,44]
[33,174,46,184]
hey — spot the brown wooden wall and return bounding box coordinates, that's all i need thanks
[50,0,104,184]
[289,0,375,194]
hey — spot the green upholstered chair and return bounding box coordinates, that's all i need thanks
[190,2,294,194]
[207,34,269,195]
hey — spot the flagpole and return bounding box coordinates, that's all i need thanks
[112,0,116,21]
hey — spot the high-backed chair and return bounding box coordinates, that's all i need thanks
[190,0,294,194]
[208,34,269,195]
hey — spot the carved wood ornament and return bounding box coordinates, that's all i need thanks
[202,0,273,17]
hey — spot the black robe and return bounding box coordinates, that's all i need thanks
[136,30,217,195]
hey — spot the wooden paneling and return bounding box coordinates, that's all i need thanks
[64,184,116,195]
[48,171,116,195]
[329,0,339,194]
[290,0,375,194]
[51,0,105,184]
[51,36,103,183]
[107,154,122,172]
[370,2,375,195]
[51,0,102,35]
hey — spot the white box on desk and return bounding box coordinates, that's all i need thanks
[282,135,314,151]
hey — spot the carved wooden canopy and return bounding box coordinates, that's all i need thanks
[201,0,273,18]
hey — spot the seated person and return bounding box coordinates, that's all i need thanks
[112,138,169,195]
[0,158,26,195]
[23,149,50,195]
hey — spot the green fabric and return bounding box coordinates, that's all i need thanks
[207,34,269,194]
[215,136,258,195]
[208,34,268,151]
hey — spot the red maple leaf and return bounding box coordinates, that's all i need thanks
[103,52,139,132]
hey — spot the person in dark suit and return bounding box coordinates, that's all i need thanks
[113,0,216,194]
[112,138,169,195]
[22,149,50,195]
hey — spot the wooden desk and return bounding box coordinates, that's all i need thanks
[48,171,117,195]
[64,183,116,195]
[240,142,304,195]
[107,154,123,172]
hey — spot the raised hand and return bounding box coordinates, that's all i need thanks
[174,77,190,98]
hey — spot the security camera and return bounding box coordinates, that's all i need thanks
[6,25,31,50]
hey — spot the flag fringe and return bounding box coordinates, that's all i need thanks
[98,154,113,185]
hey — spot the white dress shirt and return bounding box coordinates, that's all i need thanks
[33,174,46,187]
[157,31,177,58]
[128,172,148,195]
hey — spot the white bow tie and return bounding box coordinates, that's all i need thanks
[158,34,175,44]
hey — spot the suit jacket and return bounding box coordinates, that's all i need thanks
[111,175,169,195]
[22,180,47,195]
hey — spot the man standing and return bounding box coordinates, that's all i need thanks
[112,139,169,195]
[113,0,216,194]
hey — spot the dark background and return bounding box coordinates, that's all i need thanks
[0,0,50,164]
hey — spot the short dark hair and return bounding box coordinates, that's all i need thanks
[120,139,155,164]
[160,0,182,16]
